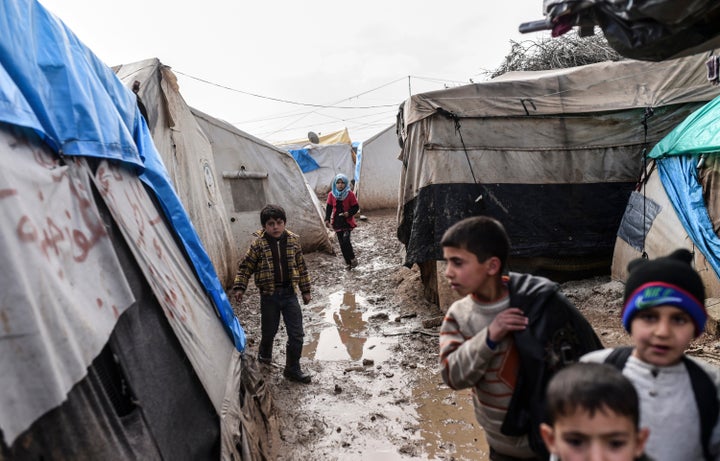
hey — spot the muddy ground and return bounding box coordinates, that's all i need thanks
[231,209,720,461]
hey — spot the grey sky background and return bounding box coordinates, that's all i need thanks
[38,0,547,144]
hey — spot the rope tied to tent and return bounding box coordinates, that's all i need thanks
[436,108,479,191]
[640,106,655,259]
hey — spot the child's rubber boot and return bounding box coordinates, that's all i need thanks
[283,366,311,384]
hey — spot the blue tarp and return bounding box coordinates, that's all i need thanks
[289,148,320,173]
[648,94,720,280]
[655,156,720,279]
[353,141,362,184]
[0,0,245,351]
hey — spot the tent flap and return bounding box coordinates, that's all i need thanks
[616,190,663,252]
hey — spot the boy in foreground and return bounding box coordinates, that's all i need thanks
[582,249,720,461]
[541,362,651,461]
[232,204,312,384]
[439,216,602,460]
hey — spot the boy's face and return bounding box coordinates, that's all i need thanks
[263,217,286,239]
[442,246,500,299]
[630,305,695,367]
[540,407,648,461]
[336,179,346,191]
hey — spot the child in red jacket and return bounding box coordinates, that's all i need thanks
[325,173,359,269]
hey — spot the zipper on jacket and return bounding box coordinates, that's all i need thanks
[277,241,283,285]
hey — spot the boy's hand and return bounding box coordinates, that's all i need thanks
[487,308,528,343]
[302,292,311,305]
[234,290,244,304]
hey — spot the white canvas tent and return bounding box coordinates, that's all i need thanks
[278,129,356,198]
[613,95,720,298]
[355,125,402,211]
[0,2,272,459]
[1,137,245,458]
[612,163,720,298]
[113,59,238,287]
[191,107,333,255]
[286,143,356,198]
[397,53,720,303]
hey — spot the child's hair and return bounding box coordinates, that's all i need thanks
[260,204,287,226]
[545,362,640,428]
[440,216,510,272]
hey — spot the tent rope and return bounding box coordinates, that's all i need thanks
[640,106,654,259]
[437,108,478,185]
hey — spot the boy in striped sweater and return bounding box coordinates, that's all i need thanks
[439,216,601,461]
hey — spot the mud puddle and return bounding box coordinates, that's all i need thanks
[304,291,393,363]
[413,370,489,459]
[297,288,485,460]
[238,210,489,460]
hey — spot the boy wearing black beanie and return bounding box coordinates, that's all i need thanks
[582,249,720,461]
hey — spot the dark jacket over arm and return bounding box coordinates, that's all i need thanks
[501,272,603,459]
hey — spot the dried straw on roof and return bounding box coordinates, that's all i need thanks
[490,31,623,78]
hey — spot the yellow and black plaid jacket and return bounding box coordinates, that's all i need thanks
[231,229,311,295]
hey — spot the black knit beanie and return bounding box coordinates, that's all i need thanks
[622,249,707,337]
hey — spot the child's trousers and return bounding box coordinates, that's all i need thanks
[335,230,355,265]
[258,286,304,366]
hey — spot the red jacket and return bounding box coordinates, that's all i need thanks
[325,190,359,230]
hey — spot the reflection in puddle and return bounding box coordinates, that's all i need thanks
[304,291,392,363]
[302,289,488,459]
[413,369,489,460]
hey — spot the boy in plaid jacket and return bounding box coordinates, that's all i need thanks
[232,204,312,383]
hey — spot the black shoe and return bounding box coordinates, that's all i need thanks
[283,368,311,384]
[258,356,272,365]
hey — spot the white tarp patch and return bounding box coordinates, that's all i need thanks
[0,127,135,444]
[91,159,234,413]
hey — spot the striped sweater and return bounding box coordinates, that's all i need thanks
[232,229,311,296]
[440,293,534,459]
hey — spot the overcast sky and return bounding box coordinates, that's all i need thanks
[37,0,547,144]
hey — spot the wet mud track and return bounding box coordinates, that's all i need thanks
[232,209,489,460]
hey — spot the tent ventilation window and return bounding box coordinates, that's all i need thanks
[224,168,268,212]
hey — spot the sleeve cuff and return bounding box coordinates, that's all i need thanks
[486,336,497,350]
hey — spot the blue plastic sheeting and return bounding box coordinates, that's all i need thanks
[289,148,320,173]
[0,0,246,351]
[648,94,720,281]
[354,142,363,184]
[656,155,720,280]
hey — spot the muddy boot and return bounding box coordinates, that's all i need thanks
[283,365,311,384]
[284,346,311,384]
[258,340,273,365]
